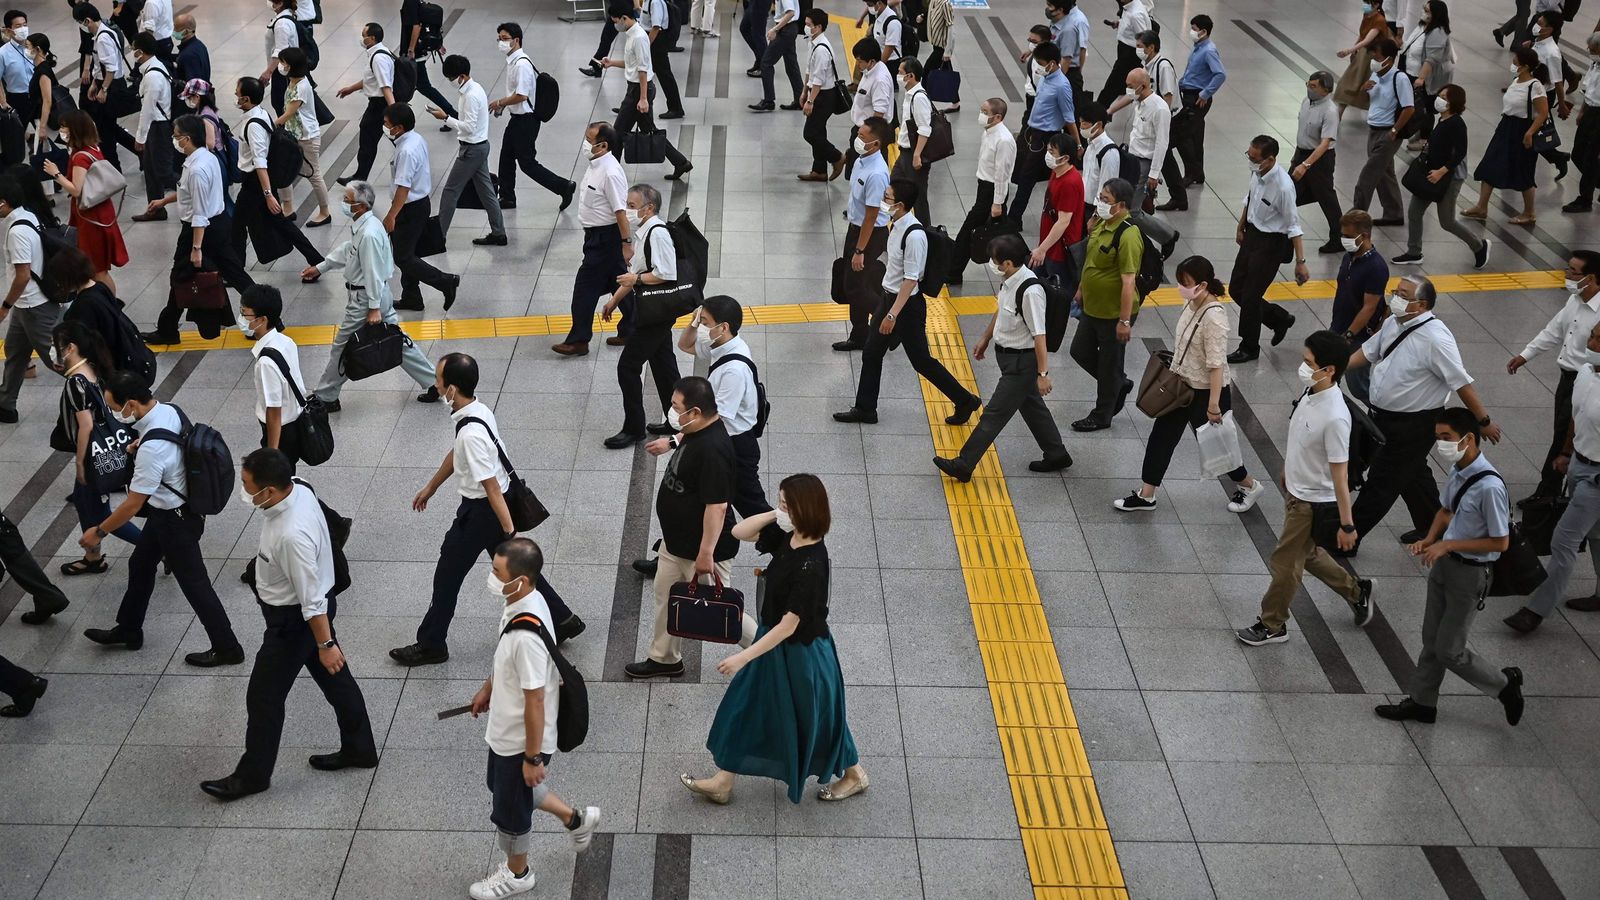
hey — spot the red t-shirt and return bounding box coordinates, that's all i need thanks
[1041,167,1085,262]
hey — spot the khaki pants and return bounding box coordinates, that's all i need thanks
[649,549,739,665]
[278,134,330,216]
[1259,496,1362,630]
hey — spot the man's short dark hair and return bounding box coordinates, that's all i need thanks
[236,76,265,105]
[899,58,923,80]
[1437,407,1481,442]
[364,22,384,41]
[1372,37,1398,59]
[241,285,285,330]
[440,352,479,395]
[242,447,295,490]
[1251,134,1280,159]
[4,10,26,28]
[1136,29,1160,51]
[675,375,719,417]
[608,1,636,20]
[132,30,159,57]
[1101,176,1134,207]
[174,113,205,147]
[441,54,470,80]
[71,3,101,24]
[102,369,153,405]
[888,178,920,210]
[0,176,27,211]
[589,121,618,152]
[1077,99,1108,126]
[852,36,881,61]
[1032,40,1061,65]
[700,295,743,334]
[384,102,415,130]
[988,233,1030,267]
[1047,130,1078,158]
[1190,14,1213,33]
[495,537,545,582]
[497,21,523,41]
[863,115,893,152]
[1305,330,1349,382]
[1572,250,1600,276]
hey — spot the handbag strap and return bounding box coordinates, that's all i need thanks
[1173,302,1223,367]
[454,415,519,478]
[1450,469,1502,514]
[1380,316,1436,359]
[258,346,310,408]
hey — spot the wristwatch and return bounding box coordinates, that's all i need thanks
[1118,319,1131,326]
[621,236,633,244]
[1478,415,1492,427]
[1339,524,1357,534]
[1038,371,1049,378]
[318,638,336,650]
[93,525,108,538]
[523,753,544,765]
[853,248,866,255]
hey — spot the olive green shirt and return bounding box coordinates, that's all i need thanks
[1080,214,1143,321]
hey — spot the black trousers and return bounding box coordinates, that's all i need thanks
[235,598,375,785]
[1161,89,1211,186]
[1575,108,1600,202]
[0,511,69,614]
[156,218,253,340]
[1290,147,1340,244]
[1069,313,1131,423]
[260,419,302,470]
[842,222,890,344]
[6,91,31,126]
[1229,224,1293,353]
[86,97,136,170]
[650,40,683,115]
[115,507,241,652]
[1537,367,1579,497]
[568,226,632,344]
[854,289,974,412]
[233,180,324,267]
[730,430,772,516]
[1499,0,1533,43]
[741,0,771,64]
[1098,42,1142,108]
[1065,65,1086,114]
[141,119,175,200]
[417,497,573,649]
[953,180,1000,280]
[617,322,681,435]
[500,114,568,201]
[0,653,34,701]
[760,23,802,103]
[353,97,387,180]
[1141,386,1247,486]
[891,149,933,223]
[803,101,840,173]
[270,69,288,117]
[412,57,458,117]
[614,83,689,170]
[393,196,453,302]
[593,20,617,62]
[1352,406,1445,536]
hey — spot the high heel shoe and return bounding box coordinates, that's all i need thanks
[680,773,731,804]
[817,770,870,801]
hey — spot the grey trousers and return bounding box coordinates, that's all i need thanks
[0,303,60,413]
[1412,555,1509,706]
[1528,458,1600,616]
[1353,127,1404,220]
[436,141,506,237]
[1405,178,1482,256]
[314,292,436,402]
[956,348,1067,468]
[1126,155,1176,246]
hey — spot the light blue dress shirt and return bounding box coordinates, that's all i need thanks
[1441,454,1511,562]
[1179,38,1227,99]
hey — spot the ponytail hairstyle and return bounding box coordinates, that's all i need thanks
[1174,255,1226,298]
[26,33,56,70]
[52,319,115,377]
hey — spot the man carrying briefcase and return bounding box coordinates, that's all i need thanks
[301,181,439,412]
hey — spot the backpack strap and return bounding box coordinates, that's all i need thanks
[1014,276,1046,320]
[1108,219,1133,252]
[708,352,759,379]
[898,221,927,253]
[641,222,663,273]
[258,346,310,408]
[141,407,193,504]
[5,219,49,294]
[1449,469,1503,514]
[453,415,520,477]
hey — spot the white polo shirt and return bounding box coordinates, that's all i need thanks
[1361,312,1472,413]
[487,591,560,757]
[451,400,511,499]
[1284,386,1350,504]
[3,208,45,309]
[994,266,1048,350]
[251,328,305,425]
[253,482,334,619]
[883,212,927,292]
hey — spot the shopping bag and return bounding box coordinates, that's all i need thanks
[1194,411,1244,477]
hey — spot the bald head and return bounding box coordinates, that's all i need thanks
[175,12,194,33]
[1126,67,1150,94]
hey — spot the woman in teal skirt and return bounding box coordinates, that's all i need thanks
[681,473,870,805]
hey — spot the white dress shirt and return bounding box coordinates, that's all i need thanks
[252,327,305,425]
[140,0,174,38]
[447,78,490,143]
[295,0,318,19]
[1361,312,1473,412]
[451,399,511,498]
[362,43,395,97]
[702,334,760,436]
[806,35,838,88]
[883,213,927,291]
[3,208,44,309]
[267,11,298,61]
[505,50,538,116]
[853,60,893,125]
[635,215,678,280]
[641,0,671,32]
[1126,91,1170,177]
[129,403,187,509]
[1583,60,1600,107]
[391,130,431,201]
[486,590,559,756]
[1573,364,1600,460]
[975,122,1016,200]
[1284,386,1350,504]
[1148,54,1177,105]
[238,105,273,173]
[253,482,334,619]
[579,150,628,228]
[1081,130,1118,203]
[620,22,654,83]
[1114,0,1151,46]
[994,266,1048,349]
[90,26,126,81]
[873,9,903,59]
[1521,291,1600,372]
[1242,164,1304,238]
[177,148,225,227]
[898,85,932,148]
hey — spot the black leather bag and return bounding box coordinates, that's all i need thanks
[259,348,335,466]
[830,255,885,305]
[968,216,1022,264]
[454,416,550,533]
[667,571,746,643]
[1401,154,1450,202]
[624,128,668,165]
[339,322,408,381]
[415,216,446,257]
[1452,471,1548,596]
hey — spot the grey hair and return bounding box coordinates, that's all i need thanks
[1309,70,1333,92]
[629,183,663,215]
[1101,177,1135,207]
[346,179,377,210]
[1401,274,1438,308]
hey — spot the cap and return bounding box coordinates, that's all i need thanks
[179,78,212,99]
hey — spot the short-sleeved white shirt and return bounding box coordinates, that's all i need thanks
[391,130,432,200]
[251,328,305,425]
[994,266,1048,349]
[1285,386,1351,504]
[4,208,45,309]
[635,215,679,280]
[129,402,187,509]
[362,43,395,97]
[451,400,511,498]
[1361,312,1472,413]
[267,12,298,60]
[1502,76,1546,117]
[883,213,927,291]
[505,50,538,116]
[486,591,560,756]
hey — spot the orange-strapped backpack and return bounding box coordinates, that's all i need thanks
[500,613,589,752]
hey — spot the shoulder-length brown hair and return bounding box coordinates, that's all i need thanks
[779,473,831,539]
[60,109,99,152]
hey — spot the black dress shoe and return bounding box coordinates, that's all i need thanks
[417,386,441,403]
[1182,175,1205,187]
[200,775,270,801]
[659,109,685,120]
[308,750,379,771]
[1318,241,1344,254]
[19,597,69,625]
[1503,607,1543,633]
[748,100,775,112]
[1374,697,1437,723]
[560,180,577,212]
[0,675,47,717]
[83,626,144,650]
[389,642,449,666]
[831,339,863,351]
[945,395,981,425]
[1159,231,1180,260]
[579,64,602,78]
[1154,199,1188,212]
[1398,528,1426,544]
[1227,347,1260,364]
[186,646,245,667]
[833,407,878,424]
[645,422,678,436]
[473,233,509,246]
[780,101,802,110]
[554,614,587,644]
[336,175,359,186]
[1028,453,1074,472]
[1492,27,1506,48]
[665,162,694,180]
[745,66,761,77]
[306,215,332,228]
[140,331,180,345]
[1270,314,1295,347]
[1499,666,1525,725]
[932,456,973,483]
[320,398,342,413]
[632,557,658,578]
[604,430,645,449]
[1070,416,1110,432]
[624,658,685,679]
[499,196,518,209]
[1111,378,1134,416]
[1373,217,1404,227]
[393,297,425,311]
[1563,198,1593,214]
[441,274,461,311]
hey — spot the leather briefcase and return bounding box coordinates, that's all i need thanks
[339,322,408,381]
[173,270,227,310]
[667,572,746,644]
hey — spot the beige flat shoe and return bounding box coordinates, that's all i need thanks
[1509,214,1538,226]
[680,773,731,805]
[1461,208,1488,220]
[817,771,870,802]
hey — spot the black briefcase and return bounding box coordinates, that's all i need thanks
[415,216,447,257]
[339,322,409,381]
[830,256,885,306]
[459,174,499,210]
[968,216,1022,264]
[624,128,668,165]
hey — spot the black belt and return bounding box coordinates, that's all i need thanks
[1577,450,1598,466]
[1447,551,1492,567]
[1367,405,1443,419]
[1369,123,1395,130]
[459,139,487,146]
[995,346,1030,354]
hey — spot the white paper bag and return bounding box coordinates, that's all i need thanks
[1195,411,1245,478]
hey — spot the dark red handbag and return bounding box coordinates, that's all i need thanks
[667,571,745,644]
[173,270,227,310]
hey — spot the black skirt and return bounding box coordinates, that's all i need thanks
[1473,114,1538,192]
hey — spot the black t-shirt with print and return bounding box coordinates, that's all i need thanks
[655,419,740,561]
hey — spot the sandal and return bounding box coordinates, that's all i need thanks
[818,771,870,802]
[679,773,731,805]
[60,556,109,576]
[1510,214,1538,226]
[1461,207,1488,220]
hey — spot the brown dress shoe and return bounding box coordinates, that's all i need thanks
[829,157,847,181]
[798,172,827,182]
[606,335,627,347]
[551,342,590,356]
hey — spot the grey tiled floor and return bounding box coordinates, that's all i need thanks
[3,0,1600,898]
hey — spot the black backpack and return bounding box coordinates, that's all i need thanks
[277,13,319,71]
[245,117,305,190]
[1018,275,1073,353]
[886,10,918,61]
[293,477,353,597]
[1096,142,1145,188]
[899,222,958,297]
[141,406,236,517]
[517,57,560,124]
[7,219,67,302]
[502,611,589,752]
[1107,220,1165,299]
[708,353,771,438]
[374,49,418,103]
[416,2,446,54]
[1453,470,1546,597]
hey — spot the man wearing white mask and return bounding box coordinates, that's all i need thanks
[238,285,307,468]
[554,122,633,357]
[0,11,35,120]
[1341,275,1503,555]
[139,0,175,61]
[431,54,508,247]
[1237,330,1374,647]
[489,23,576,213]
[1096,0,1150,106]
[1351,36,1413,227]
[1106,28,1173,116]
[600,183,683,449]
[948,96,1015,286]
[199,448,377,802]
[1564,30,1600,213]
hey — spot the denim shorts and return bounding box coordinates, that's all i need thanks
[487,750,551,837]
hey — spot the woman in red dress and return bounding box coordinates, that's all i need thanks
[41,109,128,294]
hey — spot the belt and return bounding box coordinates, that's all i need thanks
[344,283,365,291]
[1369,123,1395,130]
[995,346,1030,354]
[1367,405,1443,418]
[1577,450,1598,466]
[1447,551,1492,567]
[459,139,486,146]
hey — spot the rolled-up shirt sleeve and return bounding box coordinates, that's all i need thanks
[285,532,329,619]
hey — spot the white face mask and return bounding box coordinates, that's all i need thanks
[111,403,138,425]
[1566,277,1585,293]
[171,137,183,153]
[239,485,269,508]
[853,136,871,156]
[1135,48,1149,63]
[775,508,794,532]
[12,26,27,42]
[277,62,289,76]
[1189,29,1202,42]
[666,406,684,430]
[1434,96,1449,113]
[1044,151,1061,168]
[1587,348,1600,368]
[1094,198,1112,218]
[486,571,517,597]
[1510,64,1521,75]
[1297,361,1322,388]
[236,315,258,336]
[1434,437,1467,464]
[1340,236,1360,253]
[582,139,595,157]
[975,111,992,128]
[987,260,1007,278]
[624,208,642,228]
[1388,293,1413,317]
[1124,86,1137,96]
[340,201,355,218]
[1370,58,1386,73]
[696,323,715,349]
[497,38,513,54]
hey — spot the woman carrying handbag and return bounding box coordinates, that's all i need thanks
[1464,47,1548,226]
[51,320,140,576]
[1115,256,1265,513]
[681,474,870,806]
[1395,85,1489,267]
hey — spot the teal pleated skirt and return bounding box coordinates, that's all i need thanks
[705,625,860,804]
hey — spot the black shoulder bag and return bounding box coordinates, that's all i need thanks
[454,416,550,532]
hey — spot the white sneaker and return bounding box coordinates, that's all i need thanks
[1227,480,1265,513]
[469,864,536,899]
[569,805,602,851]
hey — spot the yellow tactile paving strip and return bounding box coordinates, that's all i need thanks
[917,295,1127,899]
